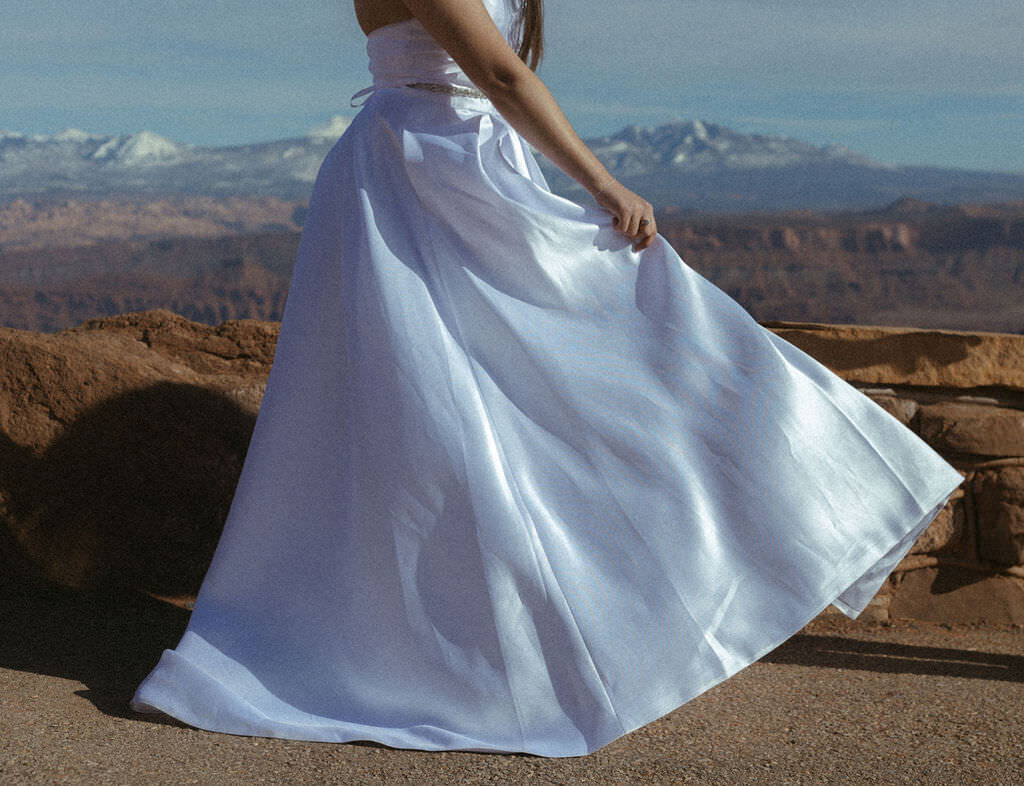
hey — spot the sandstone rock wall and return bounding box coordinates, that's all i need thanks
[772,322,1024,624]
[2,310,1023,623]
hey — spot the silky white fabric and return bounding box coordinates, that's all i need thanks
[131,0,964,757]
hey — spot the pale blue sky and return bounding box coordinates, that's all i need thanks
[3,0,1022,172]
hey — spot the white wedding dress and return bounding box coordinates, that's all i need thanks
[131,0,963,757]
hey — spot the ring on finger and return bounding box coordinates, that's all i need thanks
[638,218,651,227]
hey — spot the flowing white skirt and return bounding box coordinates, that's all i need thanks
[131,88,963,757]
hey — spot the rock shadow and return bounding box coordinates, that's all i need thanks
[1,381,256,598]
[764,633,1024,683]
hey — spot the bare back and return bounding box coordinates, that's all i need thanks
[354,0,414,36]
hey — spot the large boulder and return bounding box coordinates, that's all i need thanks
[0,310,278,599]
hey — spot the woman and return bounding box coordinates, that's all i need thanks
[131,0,963,757]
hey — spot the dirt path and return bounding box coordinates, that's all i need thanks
[2,579,1022,785]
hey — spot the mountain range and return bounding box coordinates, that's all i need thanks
[3,118,1023,212]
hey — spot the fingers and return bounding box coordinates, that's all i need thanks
[633,223,657,251]
[595,181,657,249]
[621,208,653,237]
[618,210,634,236]
[629,213,657,251]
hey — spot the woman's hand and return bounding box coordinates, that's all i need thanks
[591,179,658,251]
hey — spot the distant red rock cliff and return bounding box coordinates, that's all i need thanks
[2,199,1022,334]
[0,195,304,251]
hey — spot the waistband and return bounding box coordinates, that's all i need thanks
[349,82,489,107]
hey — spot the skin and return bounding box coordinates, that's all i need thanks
[352,0,658,250]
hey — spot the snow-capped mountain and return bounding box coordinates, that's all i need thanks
[0,128,190,171]
[541,119,1024,211]
[0,117,352,202]
[586,120,884,174]
[89,130,190,165]
[305,116,354,143]
[2,117,1022,211]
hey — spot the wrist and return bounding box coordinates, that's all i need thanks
[589,175,617,198]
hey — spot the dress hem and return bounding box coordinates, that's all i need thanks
[130,477,962,758]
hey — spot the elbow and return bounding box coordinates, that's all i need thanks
[476,60,532,105]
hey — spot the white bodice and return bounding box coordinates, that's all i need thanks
[364,0,519,91]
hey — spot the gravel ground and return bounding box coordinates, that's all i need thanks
[1,578,1022,785]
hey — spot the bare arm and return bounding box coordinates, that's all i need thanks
[399,0,658,249]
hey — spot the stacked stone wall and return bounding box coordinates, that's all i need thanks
[770,322,1024,624]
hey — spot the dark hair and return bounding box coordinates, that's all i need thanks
[513,0,544,70]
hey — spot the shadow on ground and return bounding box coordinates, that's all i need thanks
[0,566,191,721]
[765,632,1024,682]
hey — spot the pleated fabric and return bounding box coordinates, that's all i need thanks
[131,0,963,757]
